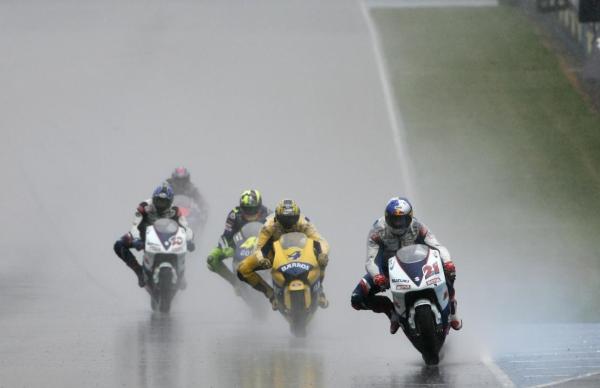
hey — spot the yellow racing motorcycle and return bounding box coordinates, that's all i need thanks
[271,232,322,337]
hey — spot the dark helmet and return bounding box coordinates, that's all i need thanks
[384,197,413,235]
[239,189,262,220]
[275,199,300,230]
[152,182,175,214]
[171,167,191,185]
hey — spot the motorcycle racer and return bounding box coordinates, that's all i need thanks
[113,182,195,288]
[206,189,271,290]
[166,166,208,230]
[237,199,330,309]
[350,197,462,333]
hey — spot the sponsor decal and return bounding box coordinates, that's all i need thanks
[392,278,409,283]
[426,276,441,286]
[414,276,420,282]
[422,262,440,279]
[169,236,183,246]
[396,284,411,290]
[280,262,310,272]
[287,251,302,260]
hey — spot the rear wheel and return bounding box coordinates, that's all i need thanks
[414,304,440,365]
[158,268,174,313]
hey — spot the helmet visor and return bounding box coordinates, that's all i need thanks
[241,205,259,216]
[387,214,412,230]
[154,196,172,212]
[277,213,299,230]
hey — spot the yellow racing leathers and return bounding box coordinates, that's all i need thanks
[237,213,330,304]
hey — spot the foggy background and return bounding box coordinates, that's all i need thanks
[2,0,599,387]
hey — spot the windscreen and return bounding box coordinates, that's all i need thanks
[240,222,263,240]
[396,244,429,264]
[279,232,307,250]
[153,218,179,235]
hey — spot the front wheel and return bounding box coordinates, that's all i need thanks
[414,304,440,365]
[158,268,175,313]
[289,290,307,337]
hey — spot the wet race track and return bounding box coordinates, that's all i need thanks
[2,1,600,387]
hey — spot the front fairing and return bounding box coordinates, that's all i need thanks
[271,233,320,288]
[389,245,449,318]
[232,221,263,262]
[143,218,187,271]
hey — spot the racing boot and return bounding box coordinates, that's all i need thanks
[369,295,399,334]
[114,240,145,287]
[390,311,401,335]
[318,290,329,308]
[449,298,462,330]
[126,258,145,288]
[133,265,145,288]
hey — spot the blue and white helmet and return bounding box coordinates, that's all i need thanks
[152,182,175,214]
[384,197,413,235]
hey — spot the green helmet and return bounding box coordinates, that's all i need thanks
[239,189,262,219]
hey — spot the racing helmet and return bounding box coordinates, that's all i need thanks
[171,166,191,186]
[275,199,300,230]
[384,197,413,235]
[239,189,262,220]
[152,182,175,214]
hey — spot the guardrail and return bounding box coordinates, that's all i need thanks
[525,0,599,57]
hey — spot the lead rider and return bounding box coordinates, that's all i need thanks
[350,197,462,333]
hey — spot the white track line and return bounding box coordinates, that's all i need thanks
[482,355,517,387]
[360,0,417,199]
[531,371,600,387]
[367,0,498,7]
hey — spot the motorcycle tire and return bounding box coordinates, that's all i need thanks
[158,268,174,313]
[289,291,307,337]
[414,304,440,365]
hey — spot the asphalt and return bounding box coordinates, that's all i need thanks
[2,1,600,387]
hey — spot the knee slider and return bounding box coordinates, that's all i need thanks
[206,255,221,272]
[236,269,245,282]
[113,240,127,258]
[351,292,365,310]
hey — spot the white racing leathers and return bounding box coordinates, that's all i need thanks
[365,217,451,279]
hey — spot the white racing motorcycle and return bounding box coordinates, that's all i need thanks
[389,244,451,365]
[142,218,189,313]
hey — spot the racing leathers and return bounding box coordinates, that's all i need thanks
[206,205,271,288]
[236,214,330,308]
[113,200,194,288]
[350,217,461,332]
[166,177,208,232]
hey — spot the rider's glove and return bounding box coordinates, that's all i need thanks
[132,239,144,251]
[255,249,271,269]
[187,241,195,252]
[373,274,389,289]
[223,247,234,258]
[317,252,329,266]
[443,261,456,283]
[257,257,271,269]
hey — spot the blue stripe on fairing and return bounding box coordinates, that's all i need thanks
[157,231,174,250]
[398,258,427,286]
